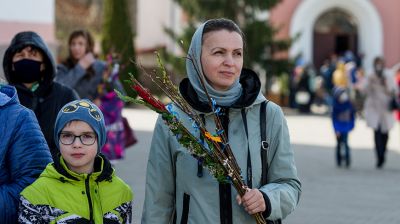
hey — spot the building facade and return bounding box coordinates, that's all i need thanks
[135,0,183,66]
[269,0,400,72]
[0,0,55,79]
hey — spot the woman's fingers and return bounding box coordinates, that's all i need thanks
[238,189,266,214]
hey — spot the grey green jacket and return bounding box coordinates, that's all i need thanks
[142,70,301,223]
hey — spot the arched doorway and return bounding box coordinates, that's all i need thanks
[313,9,358,69]
[290,0,383,71]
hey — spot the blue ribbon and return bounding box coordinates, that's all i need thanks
[211,98,222,115]
[211,98,217,110]
[166,104,180,119]
[216,129,224,135]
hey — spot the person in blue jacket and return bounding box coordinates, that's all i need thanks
[0,84,52,223]
[331,86,355,167]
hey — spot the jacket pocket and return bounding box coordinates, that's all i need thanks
[180,193,190,224]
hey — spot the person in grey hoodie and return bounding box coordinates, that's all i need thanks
[142,18,301,224]
[56,29,106,101]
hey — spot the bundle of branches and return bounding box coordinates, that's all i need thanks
[117,53,266,224]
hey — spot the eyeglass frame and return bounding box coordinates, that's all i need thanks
[59,132,97,146]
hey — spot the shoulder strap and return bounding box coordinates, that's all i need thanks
[260,100,270,185]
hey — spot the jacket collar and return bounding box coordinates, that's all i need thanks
[51,153,114,183]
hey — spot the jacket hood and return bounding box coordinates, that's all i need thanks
[3,31,56,86]
[179,68,266,112]
[0,84,19,107]
[45,153,114,183]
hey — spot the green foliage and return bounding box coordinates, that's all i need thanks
[174,0,281,19]
[117,86,228,183]
[242,20,276,68]
[161,23,197,77]
[102,0,137,97]
[164,0,293,87]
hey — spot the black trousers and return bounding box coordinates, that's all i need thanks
[374,128,389,167]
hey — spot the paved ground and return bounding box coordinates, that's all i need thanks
[116,108,400,224]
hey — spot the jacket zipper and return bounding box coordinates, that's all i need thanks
[85,174,94,223]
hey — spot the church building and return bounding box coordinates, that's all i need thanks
[269,0,400,71]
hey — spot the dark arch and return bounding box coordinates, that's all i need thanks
[313,8,358,69]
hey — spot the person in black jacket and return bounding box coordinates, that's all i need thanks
[3,31,78,159]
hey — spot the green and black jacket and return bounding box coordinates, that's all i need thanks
[18,154,133,224]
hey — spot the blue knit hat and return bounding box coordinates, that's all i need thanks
[54,99,106,152]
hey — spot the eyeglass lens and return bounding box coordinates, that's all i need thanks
[60,133,96,145]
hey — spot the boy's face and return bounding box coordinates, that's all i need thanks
[59,120,98,174]
[12,46,45,70]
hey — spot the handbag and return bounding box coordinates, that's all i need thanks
[122,116,138,148]
[295,91,310,105]
[389,96,400,111]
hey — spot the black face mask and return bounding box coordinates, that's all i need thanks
[12,59,43,83]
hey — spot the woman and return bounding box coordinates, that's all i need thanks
[142,18,301,223]
[362,57,397,168]
[56,30,106,100]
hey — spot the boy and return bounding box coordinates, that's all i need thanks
[18,99,133,223]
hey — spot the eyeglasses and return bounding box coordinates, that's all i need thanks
[59,132,97,146]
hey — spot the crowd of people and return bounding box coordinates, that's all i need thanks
[0,30,133,223]
[2,15,400,223]
[1,16,399,223]
[290,51,400,169]
[1,18,301,223]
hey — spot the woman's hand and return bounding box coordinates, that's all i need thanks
[79,52,95,69]
[236,188,266,215]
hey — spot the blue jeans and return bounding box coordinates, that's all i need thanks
[336,133,350,167]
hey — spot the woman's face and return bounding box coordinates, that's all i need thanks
[70,36,88,60]
[201,29,243,91]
